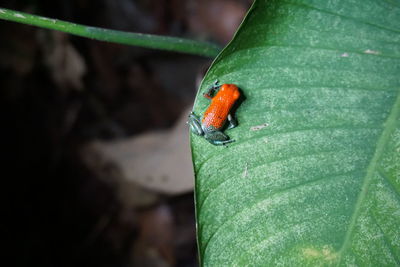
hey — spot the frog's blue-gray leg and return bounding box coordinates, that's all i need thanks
[211,139,235,145]
[203,80,221,99]
[204,130,235,146]
[188,112,204,136]
[226,113,238,130]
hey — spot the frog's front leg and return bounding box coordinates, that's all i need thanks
[203,80,221,100]
[226,113,238,130]
[188,112,204,136]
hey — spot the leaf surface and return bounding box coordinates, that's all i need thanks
[190,0,400,265]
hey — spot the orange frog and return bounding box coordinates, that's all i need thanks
[189,80,240,145]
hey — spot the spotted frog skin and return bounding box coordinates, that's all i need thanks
[189,80,240,145]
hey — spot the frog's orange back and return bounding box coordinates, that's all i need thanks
[202,84,240,129]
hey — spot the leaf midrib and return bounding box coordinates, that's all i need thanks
[337,91,400,264]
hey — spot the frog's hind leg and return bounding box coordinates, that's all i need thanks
[212,139,235,145]
[204,130,235,145]
[188,112,204,136]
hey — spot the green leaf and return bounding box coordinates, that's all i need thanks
[191,0,400,265]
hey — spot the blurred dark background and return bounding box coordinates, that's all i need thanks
[0,0,251,266]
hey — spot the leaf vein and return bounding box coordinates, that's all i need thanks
[284,0,400,35]
[199,149,348,210]
[336,91,400,265]
[377,168,400,206]
[370,212,400,265]
[196,126,380,173]
[201,170,358,257]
